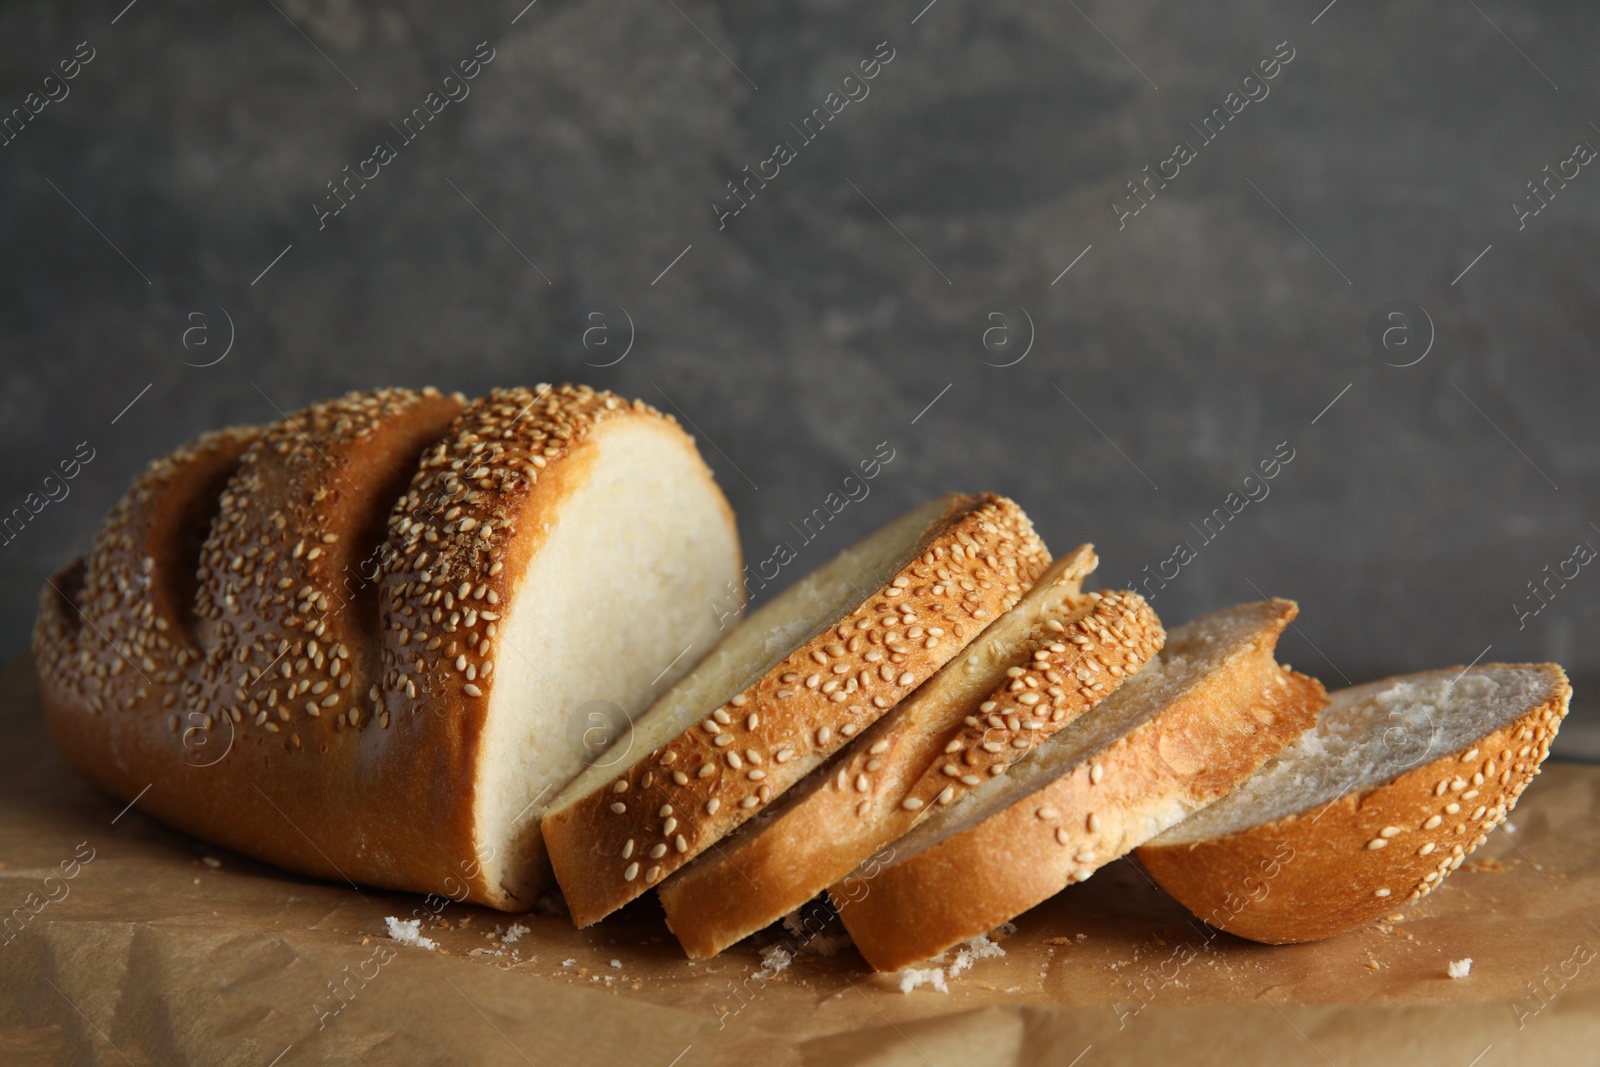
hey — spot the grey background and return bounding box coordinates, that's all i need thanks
[2,0,1596,747]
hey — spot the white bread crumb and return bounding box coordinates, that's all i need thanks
[755,944,794,979]
[894,929,1010,993]
[896,966,949,994]
[1448,958,1473,979]
[384,917,438,950]
[501,922,530,944]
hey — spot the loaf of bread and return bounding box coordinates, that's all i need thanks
[541,493,1052,927]
[34,385,741,909]
[1138,663,1570,942]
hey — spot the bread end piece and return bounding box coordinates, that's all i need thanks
[1137,663,1571,943]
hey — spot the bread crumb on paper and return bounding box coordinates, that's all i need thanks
[561,958,576,966]
[756,944,794,979]
[609,959,622,969]
[893,929,1010,994]
[1448,958,1473,979]
[896,967,949,994]
[384,917,439,950]
[501,922,529,944]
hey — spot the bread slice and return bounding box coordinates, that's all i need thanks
[832,600,1325,971]
[1137,664,1571,943]
[541,494,1051,927]
[36,385,743,909]
[658,546,1167,958]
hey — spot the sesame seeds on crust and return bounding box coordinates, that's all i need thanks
[376,385,679,725]
[35,425,260,724]
[545,494,1052,925]
[184,387,463,750]
[1136,665,1570,944]
[896,589,1163,814]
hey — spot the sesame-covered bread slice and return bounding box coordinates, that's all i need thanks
[833,600,1325,971]
[542,493,1052,927]
[1138,664,1570,943]
[36,384,743,909]
[660,545,1167,959]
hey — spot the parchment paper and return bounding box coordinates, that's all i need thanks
[3,653,1596,1066]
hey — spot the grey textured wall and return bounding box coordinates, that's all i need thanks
[2,1,1596,745]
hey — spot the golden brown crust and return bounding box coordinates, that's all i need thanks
[1137,664,1571,943]
[37,425,260,798]
[832,600,1326,972]
[659,562,1166,958]
[35,384,727,909]
[543,494,1052,927]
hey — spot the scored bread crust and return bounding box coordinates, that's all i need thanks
[833,599,1326,972]
[1136,664,1571,944]
[542,494,1051,927]
[658,550,1166,959]
[35,384,736,909]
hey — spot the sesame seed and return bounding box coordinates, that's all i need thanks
[649,844,667,859]
[1090,764,1104,785]
[623,863,639,881]
[610,802,626,814]
[901,797,924,810]
[622,839,634,858]
[1380,826,1401,838]
[1367,838,1388,850]
[463,683,482,697]
[706,798,720,815]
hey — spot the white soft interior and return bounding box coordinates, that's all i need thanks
[1153,664,1561,845]
[549,493,965,814]
[886,604,1279,863]
[474,418,742,902]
